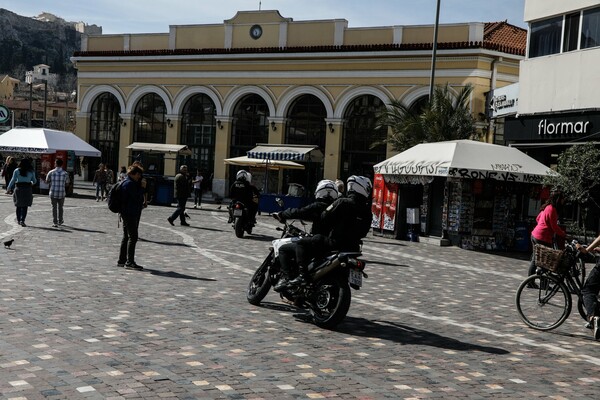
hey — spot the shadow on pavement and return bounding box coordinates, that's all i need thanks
[62,226,107,234]
[139,238,193,247]
[245,234,277,242]
[181,225,226,233]
[364,259,410,268]
[144,268,217,281]
[256,301,300,313]
[337,317,510,355]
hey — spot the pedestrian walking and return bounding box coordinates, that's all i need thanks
[528,189,566,276]
[45,158,70,228]
[117,164,146,270]
[192,169,204,209]
[167,165,191,226]
[105,165,115,189]
[2,156,17,193]
[7,158,37,227]
[92,163,107,201]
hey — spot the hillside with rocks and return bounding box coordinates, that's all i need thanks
[0,8,81,80]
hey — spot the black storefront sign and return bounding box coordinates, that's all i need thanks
[505,112,600,142]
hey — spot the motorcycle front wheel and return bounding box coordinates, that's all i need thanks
[310,277,351,329]
[247,251,274,305]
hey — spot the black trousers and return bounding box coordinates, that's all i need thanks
[295,234,331,274]
[278,243,298,279]
[119,215,140,265]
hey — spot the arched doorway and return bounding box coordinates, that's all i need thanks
[340,95,386,180]
[89,92,121,180]
[284,94,326,193]
[133,93,167,174]
[229,94,270,190]
[180,94,216,178]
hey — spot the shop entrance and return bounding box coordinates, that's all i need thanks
[429,177,445,237]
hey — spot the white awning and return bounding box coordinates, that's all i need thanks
[247,144,323,162]
[0,128,101,157]
[224,156,305,170]
[374,139,557,183]
[127,142,192,156]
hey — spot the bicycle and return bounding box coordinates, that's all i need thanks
[515,240,593,331]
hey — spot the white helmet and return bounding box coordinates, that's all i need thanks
[347,175,372,198]
[314,180,339,201]
[236,170,252,183]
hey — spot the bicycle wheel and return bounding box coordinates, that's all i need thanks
[516,274,571,331]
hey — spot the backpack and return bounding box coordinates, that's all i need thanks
[107,181,124,213]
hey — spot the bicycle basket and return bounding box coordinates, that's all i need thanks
[534,244,568,273]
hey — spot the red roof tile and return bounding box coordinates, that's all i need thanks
[484,21,527,55]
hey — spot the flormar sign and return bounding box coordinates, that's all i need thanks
[505,112,600,142]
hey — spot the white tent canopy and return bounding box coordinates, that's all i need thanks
[0,128,101,157]
[374,140,557,183]
[224,155,305,170]
[247,143,323,162]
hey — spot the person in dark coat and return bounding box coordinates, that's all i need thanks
[117,164,146,270]
[167,165,191,226]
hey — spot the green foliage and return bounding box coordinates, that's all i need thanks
[375,84,479,152]
[544,143,600,207]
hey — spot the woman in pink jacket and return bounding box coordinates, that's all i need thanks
[528,189,566,276]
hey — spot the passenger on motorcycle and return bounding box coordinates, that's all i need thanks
[272,179,339,292]
[228,170,260,224]
[286,175,373,288]
[577,236,600,339]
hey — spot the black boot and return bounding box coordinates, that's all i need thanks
[287,269,309,287]
[273,276,291,292]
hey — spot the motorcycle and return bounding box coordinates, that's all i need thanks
[228,201,253,238]
[246,218,368,329]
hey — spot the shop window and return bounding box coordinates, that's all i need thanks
[89,92,121,180]
[581,6,600,49]
[563,12,580,52]
[529,16,563,58]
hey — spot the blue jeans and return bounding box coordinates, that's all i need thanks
[95,182,106,199]
[16,206,28,223]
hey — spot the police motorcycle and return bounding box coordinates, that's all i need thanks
[246,201,368,329]
[228,170,257,238]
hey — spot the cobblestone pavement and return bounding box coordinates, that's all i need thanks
[0,192,599,399]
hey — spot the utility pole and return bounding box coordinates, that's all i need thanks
[429,0,441,102]
[26,71,33,127]
[43,79,48,128]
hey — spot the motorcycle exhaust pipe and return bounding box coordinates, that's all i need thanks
[311,258,342,281]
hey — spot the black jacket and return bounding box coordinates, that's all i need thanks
[230,180,259,206]
[320,193,372,250]
[280,200,330,235]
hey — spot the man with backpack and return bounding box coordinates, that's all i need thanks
[116,164,145,270]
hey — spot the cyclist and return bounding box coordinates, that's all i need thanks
[577,237,600,339]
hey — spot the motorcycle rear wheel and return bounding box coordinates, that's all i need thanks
[310,277,351,329]
[247,251,274,305]
[234,218,245,238]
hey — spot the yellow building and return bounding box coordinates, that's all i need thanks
[71,10,525,197]
[0,75,20,100]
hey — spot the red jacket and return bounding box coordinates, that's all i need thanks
[531,204,565,244]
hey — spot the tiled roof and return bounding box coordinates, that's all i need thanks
[484,21,527,56]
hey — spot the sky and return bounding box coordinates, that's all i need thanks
[1,0,526,34]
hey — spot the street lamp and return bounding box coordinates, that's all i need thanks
[25,71,33,128]
[429,0,441,102]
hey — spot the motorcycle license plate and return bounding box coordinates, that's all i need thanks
[349,268,362,287]
[233,209,243,217]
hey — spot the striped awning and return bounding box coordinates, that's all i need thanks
[246,144,323,162]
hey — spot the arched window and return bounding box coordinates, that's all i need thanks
[180,94,216,174]
[410,95,429,114]
[133,93,166,174]
[230,94,269,188]
[89,92,121,180]
[284,94,327,193]
[341,95,386,180]
[285,94,326,149]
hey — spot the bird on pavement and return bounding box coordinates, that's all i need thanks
[3,239,14,249]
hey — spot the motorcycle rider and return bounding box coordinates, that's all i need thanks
[272,180,339,292]
[286,175,373,287]
[229,170,260,225]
